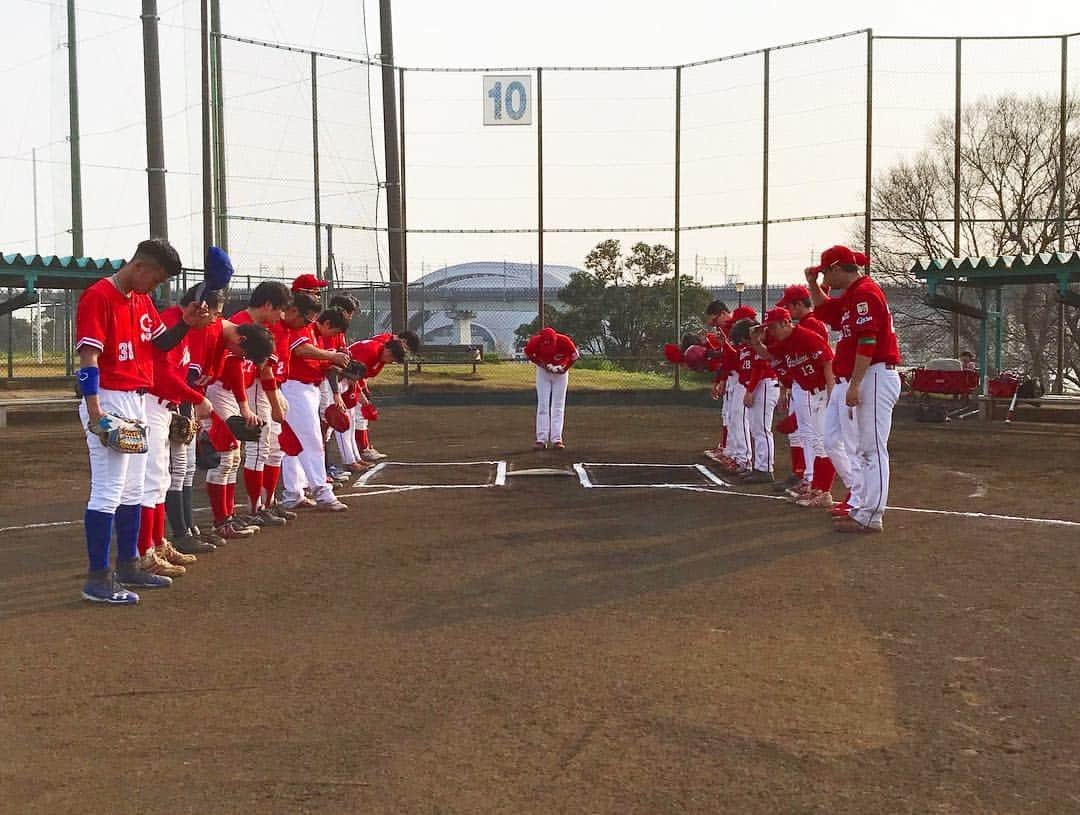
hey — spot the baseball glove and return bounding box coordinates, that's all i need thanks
[89,414,148,454]
[338,359,368,381]
[168,412,199,445]
[360,402,379,422]
[225,414,264,442]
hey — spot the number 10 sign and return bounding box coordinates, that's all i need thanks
[483,75,532,126]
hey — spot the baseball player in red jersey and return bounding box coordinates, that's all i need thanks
[337,332,397,466]
[75,239,208,604]
[734,320,780,483]
[807,245,901,533]
[280,293,352,511]
[700,300,733,463]
[771,284,831,495]
[707,305,755,469]
[524,327,578,449]
[229,282,292,527]
[756,307,837,507]
[321,296,360,479]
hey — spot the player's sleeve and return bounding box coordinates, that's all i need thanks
[813,298,844,330]
[221,355,248,402]
[523,335,540,364]
[559,336,579,369]
[806,330,835,362]
[145,298,166,339]
[155,362,205,404]
[852,296,884,356]
[74,286,107,352]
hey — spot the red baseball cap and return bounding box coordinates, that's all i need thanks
[731,305,757,322]
[810,245,870,273]
[762,306,791,328]
[776,284,810,308]
[291,273,329,293]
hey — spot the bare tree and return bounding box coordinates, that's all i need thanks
[865,94,1080,389]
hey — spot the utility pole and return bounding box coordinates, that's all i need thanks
[210,0,228,252]
[141,0,168,239]
[378,0,405,332]
[67,0,84,257]
[200,0,214,257]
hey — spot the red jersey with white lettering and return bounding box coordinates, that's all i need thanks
[523,332,579,370]
[797,314,829,342]
[815,275,901,379]
[227,309,260,389]
[188,319,225,384]
[768,324,834,393]
[736,343,776,391]
[287,325,328,385]
[75,277,165,391]
[269,321,294,384]
[148,306,204,404]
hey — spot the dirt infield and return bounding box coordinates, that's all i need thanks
[1,406,1079,814]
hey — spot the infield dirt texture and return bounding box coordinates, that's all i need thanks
[1,406,1078,814]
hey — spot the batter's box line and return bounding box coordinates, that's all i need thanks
[574,462,729,489]
[352,460,507,489]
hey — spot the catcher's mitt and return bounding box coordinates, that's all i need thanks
[225,414,263,442]
[88,414,148,454]
[338,359,368,381]
[168,412,199,445]
[360,402,378,422]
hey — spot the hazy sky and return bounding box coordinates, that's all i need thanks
[1,0,1076,287]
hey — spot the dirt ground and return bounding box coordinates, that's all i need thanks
[1,406,1079,814]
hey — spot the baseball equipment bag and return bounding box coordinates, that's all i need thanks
[225,414,263,442]
[88,414,148,454]
[360,402,379,422]
[278,420,303,455]
[168,412,199,445]
[325,403,351,433]
[338,359,368,381]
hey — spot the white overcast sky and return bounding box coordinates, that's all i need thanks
[1,0,1076,287]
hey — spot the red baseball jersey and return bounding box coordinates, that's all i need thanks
[797,314,829,342]
[319,331,348,352]
[148,306,204,404]
[347,336,391,380]
[188,318,225,383]
[268,321,293,384]
[523,332,578,369]
[226,309,260,389]
[75,277,164,391]
[287,325,328,385]
[736,343,776,390]
[768,324,834,392]
[815,275,901,379]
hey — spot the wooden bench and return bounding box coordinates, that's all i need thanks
[412,344,484,374]
[0,398,80,428]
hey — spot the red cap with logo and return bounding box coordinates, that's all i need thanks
[731,305,757,322]
[762,306,791,328]
[291,273,329,293]
[776,284,810,308]
[810,245,870,273]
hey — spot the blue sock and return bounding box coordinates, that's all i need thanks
[84,509,114,572]
[113,504,141,562]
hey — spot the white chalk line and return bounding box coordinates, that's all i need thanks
[577,461,724,489]
[354,460,506,490]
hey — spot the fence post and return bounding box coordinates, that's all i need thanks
[6,290,12,379]
[952,37,962,358]
[311,52,322,277]
[536,67,545,328]
[673,65,682,390]
[760,49,770,315]
[865,30,873,266]
[399,67,409,337]
[1054,35,1068,394]
[64,289,73,376]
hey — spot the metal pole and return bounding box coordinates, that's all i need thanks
[325,224,334,287]
[761,49,770,316]
[210,0,228,251]
[32,148,39,253]
[994,287,1003,376]
[864,30,873,269]
[1054,36,1068,394]
[6,292,12,379]
[673,65,682,390]
[67,0,84,257]
[311,52,322,276]
[952,37,962,358]
[378,0,405,333]
[537,67,545,327]
[142,0,168,239]
[200,0,213,256]
[399,67,408,327]
[65,289,73,376]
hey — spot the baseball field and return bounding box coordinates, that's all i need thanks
[1,405,1079,814]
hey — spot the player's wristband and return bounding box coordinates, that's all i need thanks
[77,366,100,397]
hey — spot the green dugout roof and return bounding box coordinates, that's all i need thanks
[0,252,126,292]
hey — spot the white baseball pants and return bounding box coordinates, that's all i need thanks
[80,389,148,514]
[140,397,174,508]
[790,382,827,482]
[824,379,860,504]
[848,364,901,530]
[535,367,568,444]
[280,379,335,505]
[724,380,751,468]
[748,379,780,474]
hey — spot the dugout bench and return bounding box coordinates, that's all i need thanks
[0,398,80,428]
[412,344,484,374]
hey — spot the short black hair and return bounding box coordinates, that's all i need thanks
[791,297,812,308]
[180,284,225,309]
[249,280,290,309]
[317,308,349,331]
[133,238,182,277]
[706,300,730,316]
[680,332,704,353]
[291,291,322,318]
[329,295,358,315]
[397,330,420,354]
[235,323,274,366]
[385,338,406,363]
